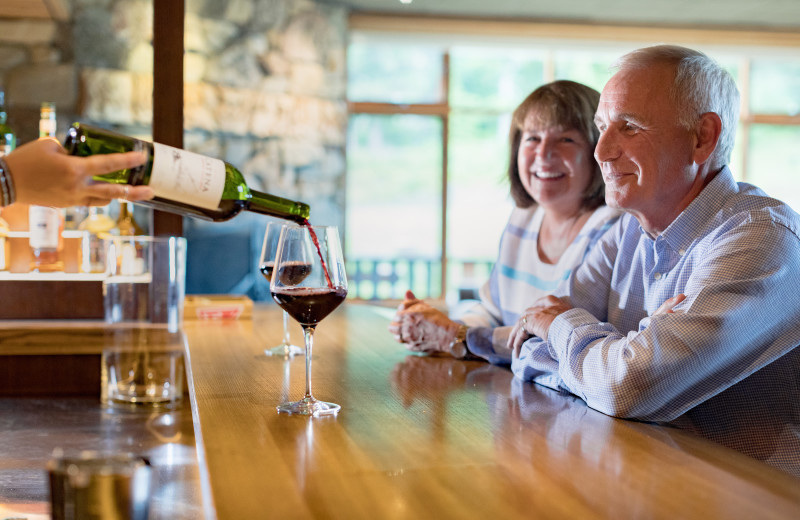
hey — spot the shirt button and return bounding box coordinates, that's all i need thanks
[678,249,686,256]
[654,272,662,280]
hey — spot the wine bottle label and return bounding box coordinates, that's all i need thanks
[29,206,61,248]
[39,119,56,138]
[150,143,226,211]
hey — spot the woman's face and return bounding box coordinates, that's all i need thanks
[517,114,595,213]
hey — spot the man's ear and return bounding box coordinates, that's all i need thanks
[693,112,722,166]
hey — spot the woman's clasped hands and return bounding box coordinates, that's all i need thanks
[389,290,462,354]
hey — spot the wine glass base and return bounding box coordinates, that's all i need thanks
[264,343,304,357]
[277,397,340,417]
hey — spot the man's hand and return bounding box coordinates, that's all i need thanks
[388,290,461,354]
[508,295,572,357]
[654,293,686,315]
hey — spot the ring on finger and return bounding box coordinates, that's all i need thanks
[122,186,129,199]
[520,316,527,326]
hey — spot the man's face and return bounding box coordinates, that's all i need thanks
[593,64,698,234]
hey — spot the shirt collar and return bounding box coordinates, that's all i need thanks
[640,167,737,252]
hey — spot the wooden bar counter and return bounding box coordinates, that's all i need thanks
[2,303,799,518]
[184,303,800,519]
[0,320,204,519]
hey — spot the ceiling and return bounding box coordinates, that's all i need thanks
[3,0,799,30]
[323,0,800,29]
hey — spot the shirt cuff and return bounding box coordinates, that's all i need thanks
[548,307,601,360]
[465,326,511,365]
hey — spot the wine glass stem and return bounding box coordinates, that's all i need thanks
[282,311,292,346]
[302,325,316,400]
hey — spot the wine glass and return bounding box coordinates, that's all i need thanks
[271,224,348,416]
[259,221,303,357]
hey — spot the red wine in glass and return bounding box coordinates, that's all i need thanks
[271,224,347,416]
[260,223,303,357]
[271,287,347,326]
[260,261,274,281]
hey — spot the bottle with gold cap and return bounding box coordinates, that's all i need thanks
[114,201,145,236]
[78,206,115,273]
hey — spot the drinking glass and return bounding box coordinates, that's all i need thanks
[271,225,348,416]
[259,222,303,357]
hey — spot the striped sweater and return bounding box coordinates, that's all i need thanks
[453,204,620,365]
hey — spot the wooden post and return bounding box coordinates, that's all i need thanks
[151,0,184,237]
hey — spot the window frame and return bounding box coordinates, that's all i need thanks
[347,15,800,301]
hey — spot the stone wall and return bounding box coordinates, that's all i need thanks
[0,0,349,297]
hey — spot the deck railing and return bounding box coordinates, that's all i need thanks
[346,257,493,301]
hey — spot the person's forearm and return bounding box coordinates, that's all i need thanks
[465,326,512,366]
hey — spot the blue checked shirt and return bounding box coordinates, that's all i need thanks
[454,205,620,365]
[511,167,800,476]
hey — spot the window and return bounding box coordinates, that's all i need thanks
[346,27,800,302]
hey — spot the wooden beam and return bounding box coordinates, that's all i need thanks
[151,0,184,237]
[349,13,800,49]
[0,0,50,19]
[348,101,448,116]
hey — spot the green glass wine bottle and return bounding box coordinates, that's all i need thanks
[63,123,310,224]
[0,89,16,157]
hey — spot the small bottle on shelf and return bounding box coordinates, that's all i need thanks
[39,101,56,138]
[63,206,88,231]
[29,102,64,273]
[29,205,63,272]
[78,206,115,273]
[114,200,145,236]
[0,212,9,271]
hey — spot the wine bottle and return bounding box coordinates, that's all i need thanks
[63,123,311,224]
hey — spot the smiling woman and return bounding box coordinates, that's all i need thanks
[388,80,621,364]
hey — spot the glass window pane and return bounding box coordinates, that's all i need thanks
[345,114,443,299]
[729,122,745,182]
[450,46,544,110]
[347,41,444,104]
[750,58,800,115]
[553,50,618,92]
[747,125,800,212]
[447,113,514,301]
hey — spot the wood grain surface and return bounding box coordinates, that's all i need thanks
[184,303,800,520]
